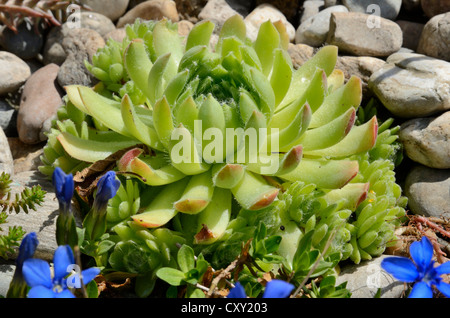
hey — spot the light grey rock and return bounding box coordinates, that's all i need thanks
[244,4,296,42]
[326,12,403,57]
[57,28,105,87]
[336,255,405,298]
[417,13,450,62]
[0,127,14,176]
[369,52,450,118]
[405,165,450,219]
[80,0,130,21]
[300,1,325,23]
[198,0,241,33]
[0,52,31,96]
[79,11,116,37]
[5,170,61,262]
[295,5,348,47]
[342,0,402,20]
[399,111,450,169]
[0,263,15,297]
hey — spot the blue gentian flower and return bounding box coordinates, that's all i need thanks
[228,279,295,298]
[52,167,74,211]
[22,245,100,298]
[93,171,120,212]
[7,232,39,298]
[381,236,450,298]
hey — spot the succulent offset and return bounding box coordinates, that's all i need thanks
[39,16,407,295]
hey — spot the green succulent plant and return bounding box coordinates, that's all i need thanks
[39,16,407,295]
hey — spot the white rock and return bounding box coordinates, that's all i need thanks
[0,127,14,176]
[244,4,296,42]
[295,5,348,47]
[342,0,402,20]
[198,0,241,33]
[369,52,450,118]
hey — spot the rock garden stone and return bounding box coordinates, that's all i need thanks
[0,127,14,176]
[287,43,315,69]
[0,99,17,137]
[57,28,105,87]
[420,0,450,18]
[326,12,403,57]
[0,20,43,60]
[342,0,402,20]
[79,0,130,21]
[405,165,450,219]
[0,264,15,297]
[0,51,31,96]
[336,254,406,298]
[399,111,450,169]
[16,64,64,145]
[369,52,450,118]
[244,3,296,42]
[117,0,179,28]
[300,1,324,24]
[198,0,241,33]
[295,5,348,47]
[103,28,127,43]
[395,20,424,51]
[78,11,116,37]
[417,12,450,62]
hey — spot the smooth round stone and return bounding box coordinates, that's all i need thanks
[342,0,402,20]
[0,52,31,96]
[117,0,179,28]
[79,0,130,21]
[417,13,450,62]
[0,20,43,60]
[79,11,116,37]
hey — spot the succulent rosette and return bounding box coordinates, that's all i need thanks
[39,16,407,294]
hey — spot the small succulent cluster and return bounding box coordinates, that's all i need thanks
[0,0,87,32]
[39,16,407,297]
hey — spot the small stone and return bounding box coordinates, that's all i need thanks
[369,52,450,118]
[335,55,386,96]
[0,52,31,96]
[405,165,450,219]
[17,64,64,145]
[117,0,179,28]
[326,12,403,57]
[295,5,349,47]
[417,13,450,62]
[399,111,450,169]
[287,43,315,69]
[342,0,402,20]
[0,20,43,60]
[0,264,15,297]
[420,0,450,18]
[177,20,195,38]
[198,0,241,32]
[336,255,405,298]
[244,3,296,42]
[0,127,14,176]
[79,11,116,37]
[0,99,17,137]
[395,20,424,51]
[300,1,324,24]
[57,28,105,87]
[103,28,127,43]
[42,24,71,66]
[79,0,130,21]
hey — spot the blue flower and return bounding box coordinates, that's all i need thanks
[7,232,39,298]
[228,280,295,298]
[22,245,100,298]
[93,171,120,212]
[52,167,74,211]
[381,236,450,298]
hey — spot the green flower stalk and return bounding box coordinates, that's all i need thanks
[53,167,77,248]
